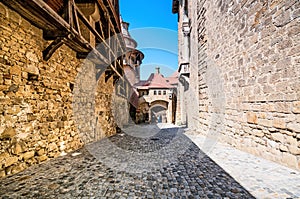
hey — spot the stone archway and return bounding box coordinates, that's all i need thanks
[149,100,168,123]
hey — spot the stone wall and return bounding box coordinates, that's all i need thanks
[194,0,300,169]
[176,0,200,128]
[0,3,128,178]
[176,1,187,126]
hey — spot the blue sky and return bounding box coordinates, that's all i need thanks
[120,0,178,79]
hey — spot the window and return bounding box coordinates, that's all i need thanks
[154,90,157,95]
[163,90,166,95]
[158,90,161,95]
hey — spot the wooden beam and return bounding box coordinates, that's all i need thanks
[76,52,89,59]
[72,0,81,36]
[68,0,73,26]
[96,0,125,52]
[113,74,120,85]
[74,4,105,44]
[105,68,114,82]
[2,0,70,30]
[43,30,67,40]
[93,51,123,78]
[3,0,125,78]
[73,2,123,68]
[43,37,65,61]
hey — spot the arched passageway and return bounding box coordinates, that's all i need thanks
[150,105,167,123]
[149,100,168,123]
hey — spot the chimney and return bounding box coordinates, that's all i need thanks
[155,67,160,74]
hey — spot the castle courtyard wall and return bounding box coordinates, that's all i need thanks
[0,3,128,178]
[195,0,300,169]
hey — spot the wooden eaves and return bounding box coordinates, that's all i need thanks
[1,0,125,79]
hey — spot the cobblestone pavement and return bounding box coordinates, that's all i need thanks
[186,131,300,199]
[0,125,254,198]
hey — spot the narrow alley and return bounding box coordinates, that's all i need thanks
[0,0,300,198]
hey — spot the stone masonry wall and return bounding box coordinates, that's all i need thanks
[0,3,127,178]
[195,0,300,169]
[176,0,200,128]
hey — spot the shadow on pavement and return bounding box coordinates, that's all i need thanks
[0,127,254,198]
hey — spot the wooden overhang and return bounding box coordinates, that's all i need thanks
[2,0,125,79]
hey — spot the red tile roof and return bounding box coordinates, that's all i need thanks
[135,72,178,89]
[165,71,179,85]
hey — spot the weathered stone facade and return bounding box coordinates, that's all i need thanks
[136,68,178,124]
[175,0,200,128]
[0,3,128,178]
[174,0,300,169]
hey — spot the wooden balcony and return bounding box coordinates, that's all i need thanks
[2,0,125,79]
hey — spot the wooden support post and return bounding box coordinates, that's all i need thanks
[68,0,73,27]
[113,74,119,85]
[43,37,65,61]
[72,0,81,36]
[105,68,114,82]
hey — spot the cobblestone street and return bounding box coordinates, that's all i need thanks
[0,125,255,198]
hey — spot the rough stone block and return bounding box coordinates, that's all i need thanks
[11,164,24,174]
[23,151,34,160]
[286,136,298,146]
[48,142,58,152]
[282,152,298,168]
[0,152,9,163]
[272,118,286,129]
[267,140,278,148]
[258,119,272,127]
[279,144,288,152]
[271,133,285,143]
[0,170,5,178]
[12,143,23,155]
[25,52,39,63]
[37,149,45,156]
[252,129,264,137]
[288,146,300,155]
[0,127,16,139]
[287,123,300,133]
[37,155,47,162]
[9,65,21,76]
[292,101,300,113]
[247,112,258,124]
[4,156,18,167]
[26,63,39,75]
